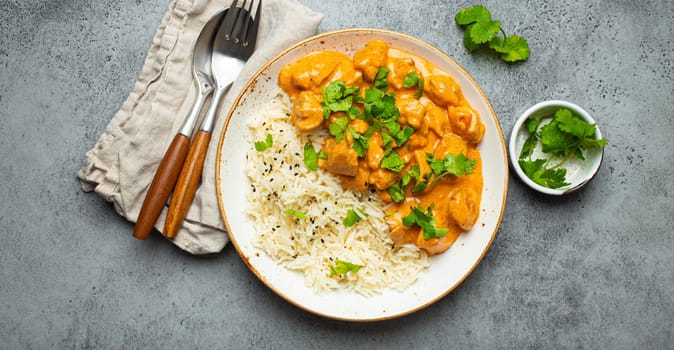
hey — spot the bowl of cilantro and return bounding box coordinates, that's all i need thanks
[509,100,608,195]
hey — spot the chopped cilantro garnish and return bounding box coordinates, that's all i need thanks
[388,183,406,203]
[254,134,273,152]
[303,142,319,171]
[329,259,362,276]
[283,209,306,220]
[380,151,405,172]
[343,207,368,227]
[373,67,389,89]
[402,203,449,240]
[427,152,476,177]
[455,5,530,63]
[329,116,349,143]
[321,81,360,119]
[318,150,328,160]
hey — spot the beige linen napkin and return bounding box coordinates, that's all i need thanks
[77,0,323,254]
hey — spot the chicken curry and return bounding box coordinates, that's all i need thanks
[278,40,484,255]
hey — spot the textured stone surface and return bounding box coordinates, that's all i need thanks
[1,0,672,348]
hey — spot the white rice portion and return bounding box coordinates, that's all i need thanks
[245,91,429,296]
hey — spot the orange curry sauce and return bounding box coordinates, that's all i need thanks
[278,40,484,255]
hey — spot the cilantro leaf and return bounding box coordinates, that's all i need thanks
[388,183,406,203]
[329,259,362,276]
[348,126,370,157]
[443,153,477,176]
[374,67,389,89]
[539,121,574,155]
[469,19,501,44]
[454,4,491,25]
[402,204,449,240]
[329,116,349,143]
[426,153,476,177]
[343,207,368,227]
[489,35,530,62]
[381,151,405,172]
[283,209,306,220]
[303,142,319,171]
[554,108,596,138]
[318,150,328,160]
[402,71,425,100]
[254,133,273,152]
[321,81,360,119]
[519,159,570,189]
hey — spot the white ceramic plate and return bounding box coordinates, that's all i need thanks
[216,29,508,321]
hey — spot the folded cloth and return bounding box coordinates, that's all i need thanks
[77,0,323,254]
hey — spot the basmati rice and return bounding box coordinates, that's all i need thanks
[245,90,429,296]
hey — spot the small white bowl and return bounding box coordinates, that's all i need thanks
[509,100,605,195]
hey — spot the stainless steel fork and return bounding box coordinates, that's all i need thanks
[164,0,262,238]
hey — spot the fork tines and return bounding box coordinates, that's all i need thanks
[222,0,261,46]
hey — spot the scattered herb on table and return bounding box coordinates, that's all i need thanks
[518,108,608,189]
[454,5,530,63]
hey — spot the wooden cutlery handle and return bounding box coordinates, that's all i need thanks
[132,134,190,240]
[164,130,212,239]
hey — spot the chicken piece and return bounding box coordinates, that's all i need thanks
[387,57,417,90]
[397,95,425,128]
[433,133,468,161]
[321,137,359,177]
[278,51,354,94]
[415,231,460,255]
[425,74,461,107]
[338,163,370,192]
[366,132,384,170]
[447,187,480,231]
[422,101,450,136]
[368,168,400,191]
[291,91,324,131]
[353,40,389,82]
[447,106,485,144]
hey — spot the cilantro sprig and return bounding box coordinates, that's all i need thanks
[454,5,530,63]
[518,108,608,189]
[402,203,449,240]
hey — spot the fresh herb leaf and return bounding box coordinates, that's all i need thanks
[321,81,360,119]
[343,207,368,227]
[489,35,530,63]
[454,4,491,25]
[303,142,319,171]
[519,159,570,189]
[329,259,362,276]
[283,209,306,220]
[554,108,596,138]
[348,126,370,157]
[402,204,449,240]
[374,67,390,89]
[329,116,349,143]
[401,71,425,100]
[388,183,406,203]
[381,151,405,172]
[426,153,476,177]
[254,134,273,152]
[318,150,328,160]
[455,5,530,63]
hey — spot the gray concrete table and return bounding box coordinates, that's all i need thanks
[1,0,672,348]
